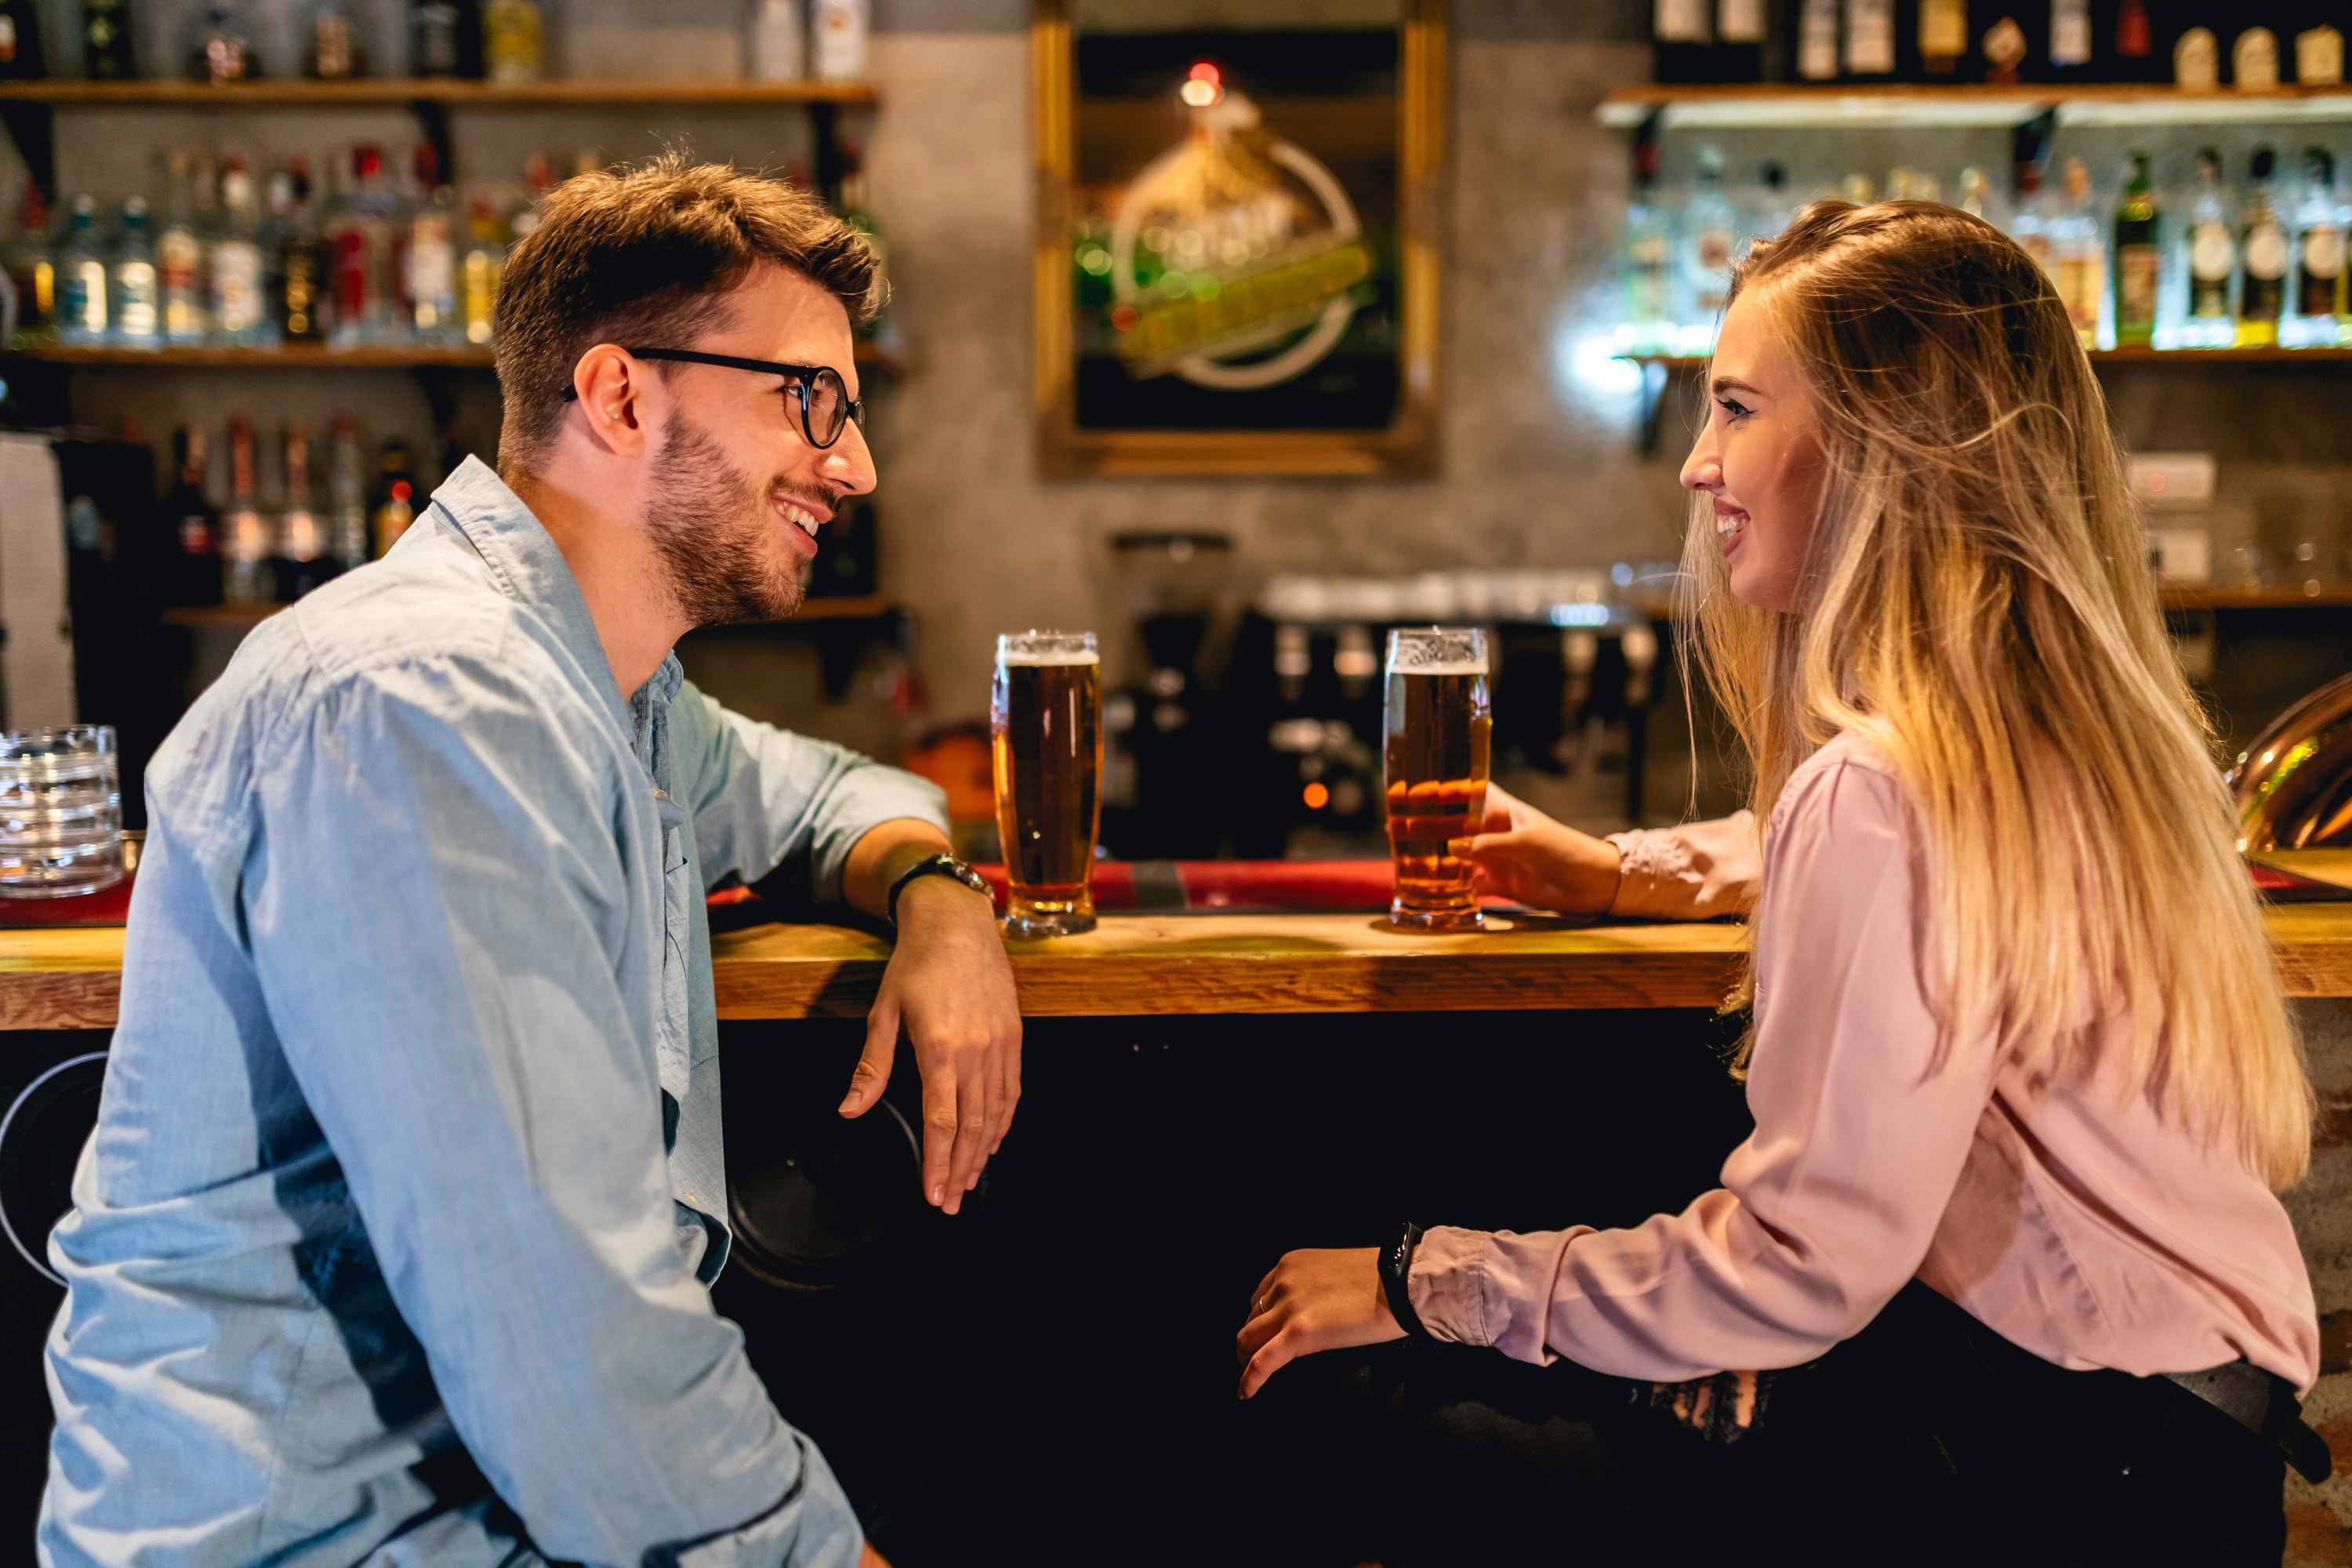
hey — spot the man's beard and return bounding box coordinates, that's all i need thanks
[645,407,805,627]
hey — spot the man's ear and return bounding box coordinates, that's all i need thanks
[572,345,658,458]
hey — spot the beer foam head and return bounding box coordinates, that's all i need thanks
[997,631,1100,665]
[1386,626,1486,675]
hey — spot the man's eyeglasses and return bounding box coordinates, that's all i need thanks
[561,349,865,450]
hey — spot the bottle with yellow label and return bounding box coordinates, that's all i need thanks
[461,198,503,346]
[483,0,543,85]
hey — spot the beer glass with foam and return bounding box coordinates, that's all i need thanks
[992,630,1104,938]
[1383,627,1491,930]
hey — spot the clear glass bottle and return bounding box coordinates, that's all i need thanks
[2183,148,2237,350]
[328,415,368,570]
[306,0,367,78]
[212,156,267,347]
[406,145,457,343]
[221,414,272,604]
[751,0,804,81]
[158,151,207,345]
[1623,178,1673,358]
[2291,147,2348,348]
[111,196,158,348]
[277,423,329,599]
[2239,147,2288,347]
[1680,144,1736,347]
[191,2,259,83]
[5,183,53,346]
[56,195,105,344]
[460,196,503,345]
[2052,157,2103,350]
[2111,151,2160,348]
[328,145,403,347]
[483,0,542,84]
[270,158,326,343]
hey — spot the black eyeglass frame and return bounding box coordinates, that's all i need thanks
[559,348,865,449]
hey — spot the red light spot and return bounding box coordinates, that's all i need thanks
[1302,782,1330,809]
[390,481,412,501]
[1189,62,1220,84]
[1110,304,1138,331]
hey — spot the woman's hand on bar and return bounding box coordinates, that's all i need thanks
[1235,1247,1404,1399]
[1450,782,1623,914]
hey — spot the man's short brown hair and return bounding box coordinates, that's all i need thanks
[493,154,884,477]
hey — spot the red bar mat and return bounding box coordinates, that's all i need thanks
[2248,862,2352,902]
[0,873,135,927]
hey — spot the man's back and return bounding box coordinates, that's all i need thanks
[42,468,863,1566]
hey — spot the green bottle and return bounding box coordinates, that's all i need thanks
[2112,151,2160,348]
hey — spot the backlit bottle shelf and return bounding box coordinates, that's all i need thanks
[1619,346,2352,369]
[6,342,905,374]
[1599,84,2352,131]
[0,79,878,109]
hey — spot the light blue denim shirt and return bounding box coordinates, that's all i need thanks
[41,457,948,1568]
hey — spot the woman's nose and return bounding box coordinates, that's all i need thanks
[1679,435,1721,492]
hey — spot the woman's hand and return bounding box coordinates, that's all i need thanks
[1450,782,1623,914]
[1235,1247,1404,1399]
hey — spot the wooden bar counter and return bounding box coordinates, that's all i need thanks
[5,902,2351,1030]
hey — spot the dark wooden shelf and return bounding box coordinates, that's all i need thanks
[1599,82,2352,129]
[168,597,899,631]
[9,342,906,374]
[2161,586,2352,610]
[0,78,878,108]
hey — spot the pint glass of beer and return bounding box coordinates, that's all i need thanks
[992,630,1104,938]
[1384,626,1491,931]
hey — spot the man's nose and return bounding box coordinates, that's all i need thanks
[821,421,878,495]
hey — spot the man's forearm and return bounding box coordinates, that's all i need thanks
[840,818,956,920]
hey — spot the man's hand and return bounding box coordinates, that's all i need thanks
[1235,1247,1405,1399]
[837,831,1020,1216]
[1450,782,1623,914]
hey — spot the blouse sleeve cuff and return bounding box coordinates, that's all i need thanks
[1406,1225,1497,1347]
[1604,811,1760,920]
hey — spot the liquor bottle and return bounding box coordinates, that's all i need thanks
[1842,0,1897,78]
[811,0,866,81]
[751,0,804,81]
[328,145,402,347]
[111,196,158,348]
[409,0,481,77]
[2239,147,2288,346]
[2296,17,2345,83]
[1654,0,1714,82]
[222,415,271,604]
[213,157,266,347]
[1719,0,1773,81]
[460,197,501,344]
[2053,157,2103,347]
[270,159,325,343]
[2183,148,2238,347]
[483,0,541,84]
[158,152,205,344]
[163,426,224,607]
[0,0,45,79]
[5,184,53,345]
[2111,151,2160,347]
[277,424,330,599]
[1623,120,1673,356]
[2048,0,2092,74]
[1919,0,1970,74]
[371,437,415,557]
[2232,25,2281,89]
[2292,147,2348,345]
[306,0,366,78]
[406,144,456,342]
[1795,0,1839,78]
[2112,0,2158,82]
[191,2,259,83]
[56,195,105,343]
[328,416,368,569]
[1683,145,1737,336]
[83,0,136,80]
[506,151,555,242]
[1978,7,2028,82]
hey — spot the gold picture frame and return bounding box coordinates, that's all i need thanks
[1031,0,1446,477]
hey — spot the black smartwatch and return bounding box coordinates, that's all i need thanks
[1378,1220,1428,1338]
[886,852,993,925]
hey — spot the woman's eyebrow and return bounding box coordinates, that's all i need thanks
[1711,376,1762,397]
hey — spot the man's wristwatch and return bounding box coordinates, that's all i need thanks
[1378,1220,1428,1338]
[885,852,994,925]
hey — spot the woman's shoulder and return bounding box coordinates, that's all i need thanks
[1770,731,1916,845]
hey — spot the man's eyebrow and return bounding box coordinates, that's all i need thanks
[1711,376,1762,397]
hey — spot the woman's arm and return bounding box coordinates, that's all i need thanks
[1453,785,1759,919]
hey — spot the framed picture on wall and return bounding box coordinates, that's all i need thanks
[1031,0,1446,477]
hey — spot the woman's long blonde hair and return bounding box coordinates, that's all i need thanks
[1686,199,2314,1190]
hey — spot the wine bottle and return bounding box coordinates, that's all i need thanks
[0,0,46,81]
[83,0,135,81]
[1654,0,1715,84]
[163,426,222,608]
[1842,0,1899,79]
[2292,147,2347,344]
[2112,151,2160,347]
[2238,147,2288,346]
[2183,148,2238,347]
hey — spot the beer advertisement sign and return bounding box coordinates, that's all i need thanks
[1033,0,1444,477]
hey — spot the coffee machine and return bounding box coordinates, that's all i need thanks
[1100,532,1232,860]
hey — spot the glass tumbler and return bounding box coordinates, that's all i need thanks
[991,631,1103,938]
[0,725,125,898]
[1383,627,1492,931]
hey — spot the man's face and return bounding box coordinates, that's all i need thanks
[644,263,877,626]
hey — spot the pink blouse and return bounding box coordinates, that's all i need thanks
[1410,734,2320,1392]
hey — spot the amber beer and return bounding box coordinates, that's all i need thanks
[1384,627,1492,930]
[991,631,1104,938]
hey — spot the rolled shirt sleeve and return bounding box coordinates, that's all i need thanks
[1604,810,1760,920]
[245,652,862,1566]
[669,679,948,903]
[1412,757,1998,1382]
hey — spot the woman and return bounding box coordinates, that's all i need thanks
[1234,201,2322,1564]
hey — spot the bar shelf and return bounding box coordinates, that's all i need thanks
[6,342,905,375]
[1599,83,2352,131]
[1619,347,2352,370]
[0,80,878,108]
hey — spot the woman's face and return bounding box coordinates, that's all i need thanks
[1679,292,1827,612]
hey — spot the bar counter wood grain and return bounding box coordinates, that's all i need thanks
[4,904,2351,1029]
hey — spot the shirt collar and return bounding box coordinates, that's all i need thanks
[428,456,682,726]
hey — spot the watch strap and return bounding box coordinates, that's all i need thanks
[1379,1220,1428,1338]
[886,851,992,925]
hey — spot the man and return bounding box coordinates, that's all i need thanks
[40,158,1018,1566]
